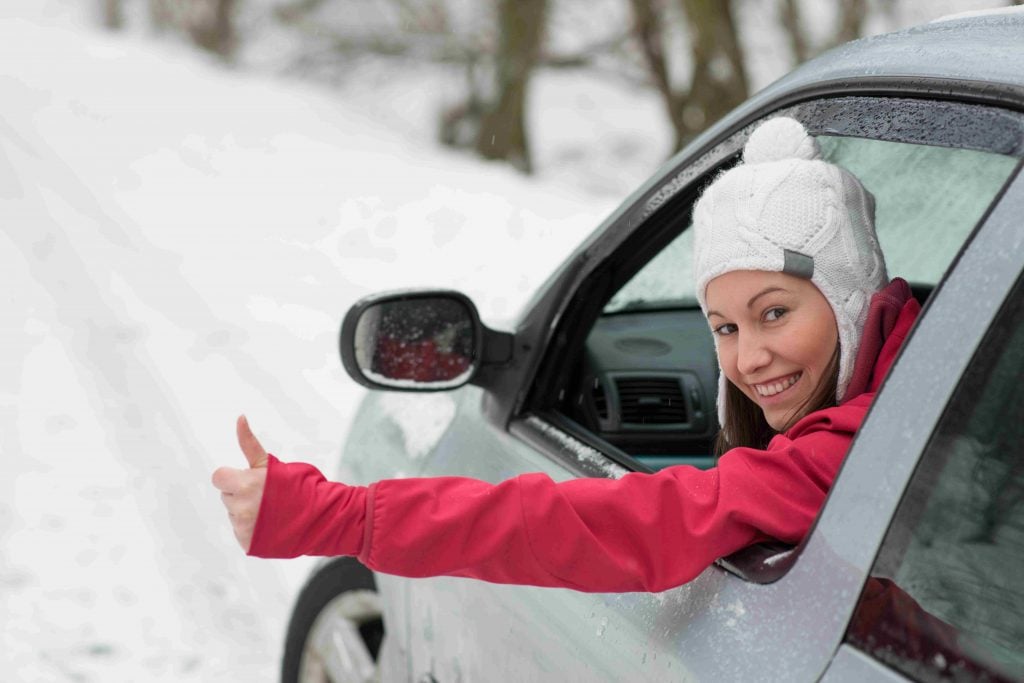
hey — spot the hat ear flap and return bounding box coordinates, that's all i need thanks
[839,170,887,286]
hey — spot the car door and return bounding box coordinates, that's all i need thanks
[821,188,1024,682]
[395,99,1024,682]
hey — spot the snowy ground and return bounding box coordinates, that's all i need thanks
[0,5,621,681]
[1,0,1010,680]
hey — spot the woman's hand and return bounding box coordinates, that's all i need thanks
[211,415,269,552]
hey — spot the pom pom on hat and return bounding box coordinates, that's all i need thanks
[692,116,888,435]
[742,116,822,164]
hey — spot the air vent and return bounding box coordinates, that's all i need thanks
[616,377,688,425]
[591,377,609,420]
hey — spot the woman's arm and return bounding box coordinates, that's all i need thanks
[244,420,855,593]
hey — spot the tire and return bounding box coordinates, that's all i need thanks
[281,556,385,683]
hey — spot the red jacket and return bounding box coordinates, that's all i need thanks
[249,280,920,593]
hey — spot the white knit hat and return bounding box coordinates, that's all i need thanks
[692,116,888,429]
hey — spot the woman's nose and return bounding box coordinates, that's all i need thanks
[736,332,772,376]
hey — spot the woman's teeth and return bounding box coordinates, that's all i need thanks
[755,373,801,397]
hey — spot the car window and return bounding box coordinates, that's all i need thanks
[844,273,1024,682]
[818,136,1018,287]
[602,136,1017,315]
[603,228,696,313]
[580,134,1017,474]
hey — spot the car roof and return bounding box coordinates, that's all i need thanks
[785,8,1024,90]
[691,9,1024,155]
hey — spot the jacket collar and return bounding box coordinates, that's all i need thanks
[841,277,921,403]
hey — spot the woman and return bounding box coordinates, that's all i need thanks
[211,117,920,593]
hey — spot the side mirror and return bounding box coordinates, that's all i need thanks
[340,290,511,391]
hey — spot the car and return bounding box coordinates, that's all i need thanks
[281,8,1024,683]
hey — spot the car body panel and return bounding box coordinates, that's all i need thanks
[318,13,1024,683]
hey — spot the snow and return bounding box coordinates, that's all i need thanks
[0,4,618,680]
[524,416,627,479]
[364,368,474,391]
[376,393,459,460]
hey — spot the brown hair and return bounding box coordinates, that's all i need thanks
[713,345,840,457]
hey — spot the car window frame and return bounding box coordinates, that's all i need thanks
[508,95,1024,584]
[843,265,1024,682]
[517,96,1024,471]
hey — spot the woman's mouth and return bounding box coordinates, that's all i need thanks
[753,372,802,398]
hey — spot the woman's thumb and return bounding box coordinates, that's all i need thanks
[236,415,269,468]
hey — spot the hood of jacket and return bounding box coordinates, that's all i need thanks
[845,277,921,399]
[784,277,920,440]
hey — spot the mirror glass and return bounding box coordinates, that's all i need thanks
[353,297,476,389]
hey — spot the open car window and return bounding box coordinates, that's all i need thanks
[603,136,1018,317]
[519,97,1024,494]
[573,132,1019,475]
[555,131,1019,478]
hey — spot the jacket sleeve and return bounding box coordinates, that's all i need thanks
[248,419,854,593]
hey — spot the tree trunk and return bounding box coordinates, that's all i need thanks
[148,0,174,34]
[274,0,329,23]
[187,0,237,59]
[626,0,748,151]
[778,0,809,64]
[676,0,749,148]
[830,0,867,49]
[102,0,124,30]
[474,0,548,174]
[629,0,680,142]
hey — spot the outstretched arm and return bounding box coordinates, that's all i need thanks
[214,418,852,593]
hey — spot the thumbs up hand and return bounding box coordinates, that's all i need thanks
[212,416,270,552]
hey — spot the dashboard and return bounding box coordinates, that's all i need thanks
[574,307,719,470]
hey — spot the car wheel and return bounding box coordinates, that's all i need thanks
[281,556,385,683]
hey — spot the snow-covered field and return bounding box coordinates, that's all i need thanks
[0,4,624,680]
[2,0,1009,680]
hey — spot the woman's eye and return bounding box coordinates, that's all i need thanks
[764,307,787,322]
[714,323,737,336]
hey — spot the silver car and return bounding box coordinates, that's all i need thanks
[282,8,1024,682]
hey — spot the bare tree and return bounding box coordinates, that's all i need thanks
[274,0,329,24]
[101,0,124,30]
[629,0,749,150]
[148,0,175,33]
[779,0,809,63]
[185,0,237,58]
[778,0,868,65]
[473,0,549,173]
[831,0,868,48]
[142,0,237,58]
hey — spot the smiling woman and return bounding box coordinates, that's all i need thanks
[212,116,918,597]
[705,271,839,437]
[693,116,888,456]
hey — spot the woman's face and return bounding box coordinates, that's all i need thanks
[705,270,839,431]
